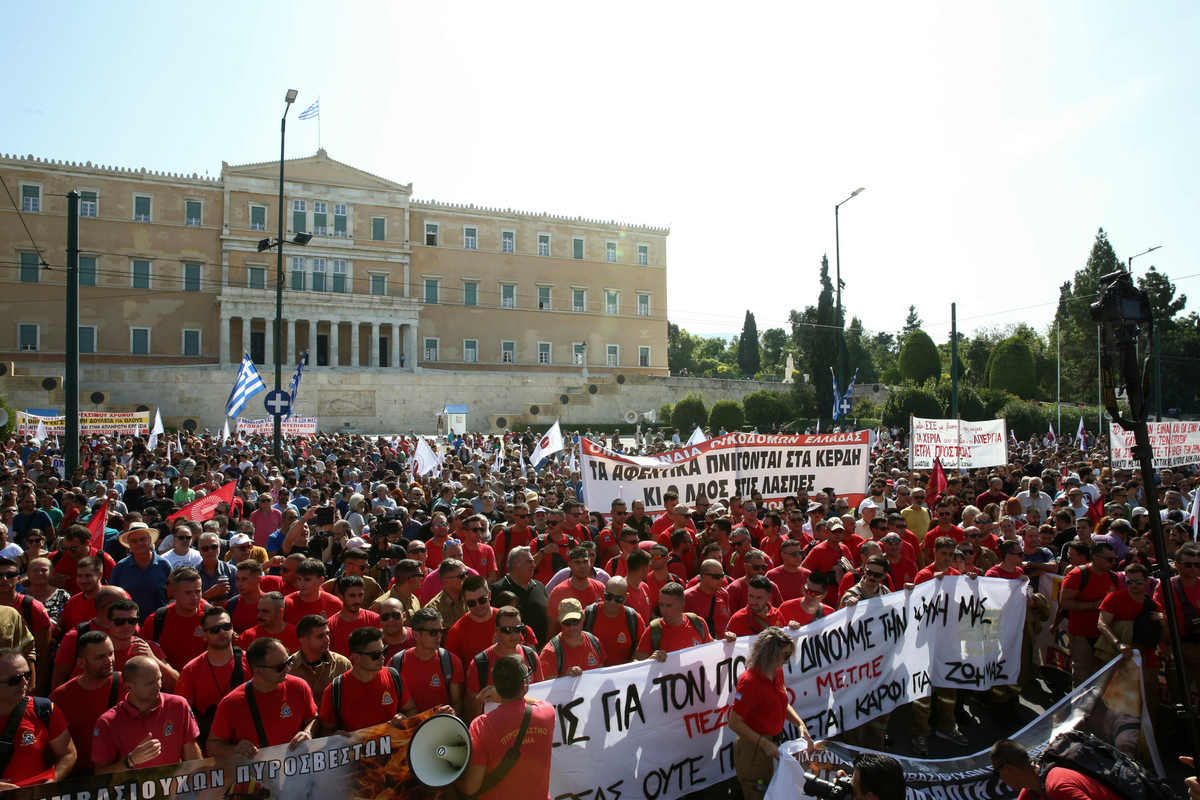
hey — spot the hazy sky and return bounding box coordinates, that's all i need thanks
[5,1,1197,343]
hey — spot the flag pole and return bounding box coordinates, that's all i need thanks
[317,96,321,151]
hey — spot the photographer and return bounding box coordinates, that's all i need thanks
[830,753,905,800]
[727,627,814,798]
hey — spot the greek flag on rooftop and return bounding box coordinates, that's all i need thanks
[298,100,319,120]
[225,353,267,418]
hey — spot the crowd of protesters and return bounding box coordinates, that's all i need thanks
[0,422,1197,798]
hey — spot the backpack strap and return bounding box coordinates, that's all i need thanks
[704,592,718,636]
[0,697,31,777]
[684,613,707,641]
[474,651,491,688]
[242,680,269,748]
[476,703,534,796]
[19,596,32,629]
[331,674,344,729]
[583,631,601,660]
[582,605,597,633]
[226,596,239,617]
[623,606,639,645]
[551,637,564,677]
[108,674,122,708]
[438,648,452,686]
[231,647,245,687]
[153,605,169,640]
[386,666,403,704]
[521,645,538,674]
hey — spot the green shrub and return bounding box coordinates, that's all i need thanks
[850,398,881,420]
[881,386,943,429]
[709,399,745,432]
[978,388,1015,419]
[671,393,709,433]
[999,400,1049,440]
[743,390,792,427]
[0,395,13,442]
[658,403,673,426]
[881,368,901,384]
[933,384,987,421]
[898,330,941,385]
[987,337,1037,398]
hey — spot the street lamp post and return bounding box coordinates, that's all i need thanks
[273,90,298,463]
[1128,245,1162,421]
[834,188,865,390]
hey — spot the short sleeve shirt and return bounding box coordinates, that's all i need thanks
[210,675,317,748]
[92,694,199,769]
[467,699,555,800]
[731,666,787,736]
[0,699,68,785]
[393,649,465,712]
[319,668,412,732]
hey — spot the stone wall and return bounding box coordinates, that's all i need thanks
[0,365,785,434]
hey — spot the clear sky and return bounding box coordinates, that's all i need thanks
[4,1,1198,344]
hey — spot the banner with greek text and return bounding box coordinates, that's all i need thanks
[527,577,1025,800]
[908,417,1007,470]
[1108,420,1200,469]
[580,431,870,515]
[17,411,151,436]
[236,416,319,435]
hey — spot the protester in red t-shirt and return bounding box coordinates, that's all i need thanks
[1059,541,1118,689]
[327,576,382,658]
[446,576,501,666]
[391,607,466,716]
[48,631,125,773]
[50,525,116,595]
[176,608,250,747]
[540,598,606,679]
[582,577,647,665]
[766,540,812,602]
[319,627,420,736]
[635,582,729,661]
[684,559,733,637]
[546,547,606,637]
[466,607,543,721]
[0,650,73,789]
[378,598,417,662]
[460,515,499,584]
[227,560,271,634]
[725,551,784,613]
[137,567,209,670]
[914,537,962,585]
[990,738,1124,800]
[984,541,1027,581]
[779,573,835,629]
[238,591,300,653]
[727,575,786,637]
[284,559,343,624]
[96,597,178,690]
[93,656,201,774]
[924,503,965,562]
[1098,562,1164,719]
[55,555,105,634]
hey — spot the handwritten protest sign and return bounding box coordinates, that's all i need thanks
[908,417,1008,470]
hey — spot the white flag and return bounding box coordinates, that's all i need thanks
[413,437,442,476]
[221,420,230,444]
[529,421,564,464]
[1076,416,1086,448]
[686,426,706,446]
[34,420,46,441]
[151,409,165,436]
[494,445,504,470]
[149,432,159,452]
[568,447,577,473]
[520,450,529,476]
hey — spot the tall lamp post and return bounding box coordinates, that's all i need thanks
[1128,245,1162,421]
[274,90,297,462]
[834,188,865,390]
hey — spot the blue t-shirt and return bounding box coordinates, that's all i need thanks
[110,554,172,620]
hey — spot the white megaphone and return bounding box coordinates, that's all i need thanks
[408,713,472,787]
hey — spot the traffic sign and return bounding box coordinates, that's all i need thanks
[264,390,292,417]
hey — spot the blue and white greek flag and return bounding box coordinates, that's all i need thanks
[286,351,308,419]
[831,368,841,421]
[841,368,858,419]
[298,100,319,120]
[225,353,266,418]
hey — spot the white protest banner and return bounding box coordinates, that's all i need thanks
[17,410,150,436]
[527,577,1025,800]
[908,417,1007,470]
[581,431,870,514]
[236,416,318,435]
[1109,420,1200,469]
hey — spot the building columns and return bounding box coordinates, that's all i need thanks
[286,319,296,364]
[350,323,360,367]
[369,322,380,367]
[403,324,417,370]
[241,317,250,359]
[219,315,230,365]
[391,323,401,367]
[329,321,339,367]
[263,321,273,372]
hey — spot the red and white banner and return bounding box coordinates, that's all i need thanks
[908,417,1008,470]
[1109,420,1200,469]
[581,431,870,513]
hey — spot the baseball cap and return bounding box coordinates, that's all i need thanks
[229,533,253,546]
[558,597,584,622]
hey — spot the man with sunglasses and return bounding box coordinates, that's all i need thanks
[161,520,203,569]
[492,503,534,579]
[466,606,542,718]
[196,532,237,604]
[779,573,834,629]
[725,549,783,613]
[378,598,416,661]
[51,586,127,691]
[1059,541,1118,689]
[841,555,891,608]
[766,539,811,602]
[318,627,419,737]
[540,598,606,679]
[582,577,646,665]
[175,607,247,749]
[684,559,733,637]
[209,636,318,758]
[446,575,503,665]
[372,559,424,617]
[0,558,51,694]
[546,548,606,638]
[459,514,499,585]
[393,607,465,716]
[0,646,73,788]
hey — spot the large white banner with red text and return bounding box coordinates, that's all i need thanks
[236,416,319,435]
[581,431,870,513]
[528,576,1025,800]
[1108,420,1200,469]
[909,417,1008,470]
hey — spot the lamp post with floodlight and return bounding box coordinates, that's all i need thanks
[834,187,865,391]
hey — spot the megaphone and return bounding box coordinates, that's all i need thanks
[408,713,472,787]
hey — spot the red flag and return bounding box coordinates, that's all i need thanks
[86,498,109,551]
[167,481,237,523]
[1085,492,1104,526]
[929,458,948,508]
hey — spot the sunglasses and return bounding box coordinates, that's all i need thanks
[781,549,802,557]
[805,587,826,597]
[865,570,886,580]
[960,548,975,555]
[498,625,523,635]
[562,619,582,627]
[465,595,491,609]
[882,538,902,545]
[259,654,296,673]
[199,545,220,552]
[204,622,234,634]
[745,563,767,572]
[0,572,19,581]
[1180,562,1200,568]
[417,628,444,636]
[703,571,726,579]
[356,648,385,660]
[514,513,529,519]
[4,670,31,687]
[1125,578,1146,586]
[604,592,627,604]
[968,534,984,539]
[732,539,749,546]
[174,533,192,539]
[110,617,138,627]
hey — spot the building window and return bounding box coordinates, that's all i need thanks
[573,237,585,260]
[18,324,39,352]
[371,275,387,296]
[502,230,515,253]
[183,263,201,292]
[80,191,98,218]
[425,223,438,246]
[371,217,386,241]
[538,342,551,364]
[250,204,266,231]
[291,256,306,291]
[573,343,586,365]
[332,260,347,293]
[21,184,41,213]
[501,284,516,309]
[19,252,39,283]
[606,344,619,367]
[501,340,515,363]
[424,338,439,362]
[537,287,551,310]
[638,244,649,266]
[182,329,202,356]
[131,327,151,355]
[537,233,550,256]
[185,200,202,227]
[606,291,619,315]
[333,204,347,237]
[464,282,478,307]
[292,200,306,233]
[79,326,96,354]
[464,226,477,250]
[312,202,327,236]
[248,267,266,289]
[424,278,439,304]
[463,339,478,363]
[638,293,650,317]
[572,289,586,313]
[639,346,651,367]
[311,258,327,292]
[134,195,152,222]
[80,256,97,286]
[131,260,151,289]
[606,241,617,262]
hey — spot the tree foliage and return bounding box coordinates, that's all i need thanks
[902,305,923,339]
[760,328,788,372]
[671,393,709,432]
[813,255,839,416]
[658,403,673,425]
[0,395,13,442]
[881,386,943,428]
[709,399,745,432]
[986,337,1037,398]
[898,329,941,385]
[743,390,792,428]
[737,312,761,376]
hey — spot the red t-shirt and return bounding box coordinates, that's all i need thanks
[210,675,317,747]
[727,606,786,637]
[1,595,51,633]
[394,649,465,712]
[547,579,605,621]
[595,526,620,557]
[924,525,965,556]
[1016,766,1123,800]
[885,556,919,586]
[731,666,787,735]
[985,566,1025,580]
[585,605,647,664]
[52,549,116,595]
[319,667,412,732]
[226,593,262,634]
[626,584,653,625]
[778,600,834,627]
[914,566,961,585]
[137,603,208,670]
[69,638,168,680]
[49,676,126,772]
[539,634,606,679]
[0,698,68,786]
[725,577,784,613]
[382,631,417,662]
[802,540,852,574]
[176,651,252,715]
[492,526,533,572]
[92,693,200,769]
[284,591,343,625]
[1099,589,1164,668]
[328,609,383,657]
[445,612,499,666]
[57,592,98,634]
[1061,566,1118,637]
[635,617,712,654]
[460,543,498,578]
[684,585,732,636]
[766,566,813,602]
[1155,578,1200,638]
[467,699,556,800]
[466,645,544,695]
[238,623,301,654]
[644,571,684,612]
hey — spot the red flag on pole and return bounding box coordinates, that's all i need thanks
[1085,492,1104,526]
[167,481,237,523]
[929,458,948,508]
[86,498,109,551]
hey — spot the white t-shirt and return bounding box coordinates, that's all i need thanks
[162,549,203,568]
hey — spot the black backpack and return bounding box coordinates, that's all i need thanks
[534,534,577,575]
[582,603,638,649]
[392,648,453,687]
[549,632,602,676]
[473,646,538,688]
[1038,730,1175,800]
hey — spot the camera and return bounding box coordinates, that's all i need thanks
[804,773,854,800]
